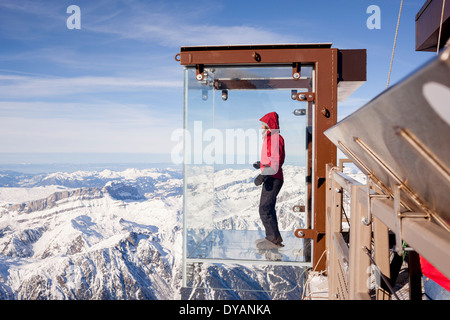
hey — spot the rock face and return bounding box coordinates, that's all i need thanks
[0,166,311,300]
[103,182,146,201]
[9,188,104,214]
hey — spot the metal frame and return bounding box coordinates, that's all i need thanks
[177,44,365,273]
[325,163,450,300]
[323,46,450,300]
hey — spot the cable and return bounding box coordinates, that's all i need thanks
[301,250,327,299]
[312,249,327,272]
[437,0,447,55]
[362,246,400,300]
[387,0,404,89]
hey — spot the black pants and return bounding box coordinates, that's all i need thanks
[259,177,283,244]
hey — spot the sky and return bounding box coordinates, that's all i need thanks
[0,0,437,165]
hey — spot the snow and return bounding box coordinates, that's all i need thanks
[0,185,72,204]
[0,165,316,300]
[303,271,329,300]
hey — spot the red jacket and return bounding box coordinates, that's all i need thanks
[260,112,285,181]
[420,255,450,291]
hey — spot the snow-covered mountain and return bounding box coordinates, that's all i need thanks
[0,165,319,300]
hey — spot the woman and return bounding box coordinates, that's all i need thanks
[254,111,285,249]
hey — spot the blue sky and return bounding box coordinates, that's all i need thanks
[0,0,436,164]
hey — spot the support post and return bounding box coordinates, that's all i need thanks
[348,185,371,300]
[373,216,392,300]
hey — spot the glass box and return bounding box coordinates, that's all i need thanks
[182,64,315,290]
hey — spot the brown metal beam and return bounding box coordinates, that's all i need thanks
[337,49,367,101]
[312,48,338,271]
[180,47,336,66]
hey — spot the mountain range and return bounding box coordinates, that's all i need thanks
[0,165,364,300]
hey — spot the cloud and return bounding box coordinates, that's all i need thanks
[0,0,303,156]
[0,116,165,153]
[129,22,297,47]
[337,96,371,120]
[0,100,180,153]
[85,3,298,47]
[0,74,182,98]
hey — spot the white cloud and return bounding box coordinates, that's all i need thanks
[86,4,298,47]
[0,0,303,156]
[337,97,370,120]
[131,23,297,47]
[0,74,182,98]
[0,101,180,153]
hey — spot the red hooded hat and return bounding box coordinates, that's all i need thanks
[260,111,280,130]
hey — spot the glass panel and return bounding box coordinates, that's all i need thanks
[183,65,314,291]
[183,67,215,258]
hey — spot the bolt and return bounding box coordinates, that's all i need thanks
[321,108,330,118]
[252,52,261,62]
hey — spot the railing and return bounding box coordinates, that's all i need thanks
[326,161,373,300]
[325,161,450,300]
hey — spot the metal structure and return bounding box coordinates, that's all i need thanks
[323,0,450,299]
[176,44,366,289]
[416,0,450,52]
[324,47,450,299]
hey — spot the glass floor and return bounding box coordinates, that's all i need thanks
[186,229,311,265]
